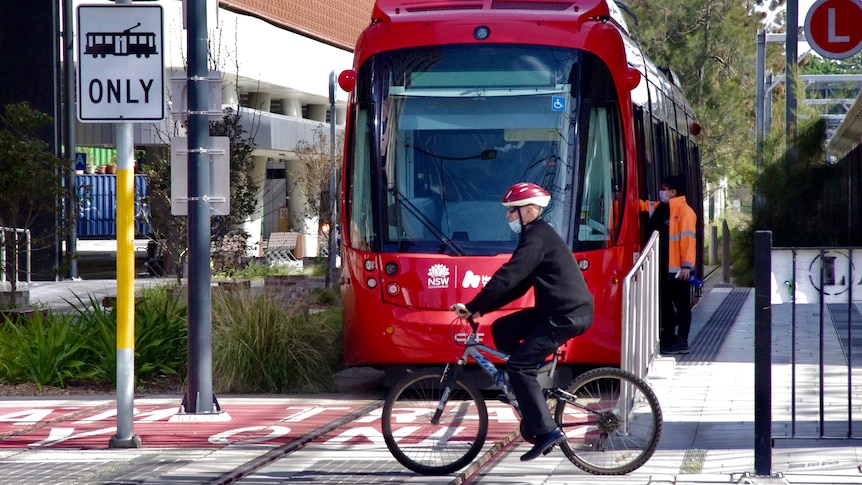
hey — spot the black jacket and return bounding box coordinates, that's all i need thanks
[466,218,593,320]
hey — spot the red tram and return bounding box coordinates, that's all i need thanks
[337,0,704,384]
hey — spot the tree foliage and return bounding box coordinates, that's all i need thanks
[291,124,343,233]
[0,102,70,300]
[802,51,862,75]
[291,124,344,288]
[627,0,764,189]
[140,108,259,282]
[753,118,842,246]
[209,107,259,240]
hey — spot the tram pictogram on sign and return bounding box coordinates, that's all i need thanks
[84,23,159,59]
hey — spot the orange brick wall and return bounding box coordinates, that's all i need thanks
[220,0,376,50]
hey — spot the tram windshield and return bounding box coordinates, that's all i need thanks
[347,45,622,256]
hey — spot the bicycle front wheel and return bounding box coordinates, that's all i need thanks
[555,367,662,475]
[381,367,488,475]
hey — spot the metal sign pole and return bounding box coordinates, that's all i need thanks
[109,0,140,449]
[182,0,217,415]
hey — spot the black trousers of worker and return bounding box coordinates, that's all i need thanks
[661,276,692,343]
[491,308,589,437]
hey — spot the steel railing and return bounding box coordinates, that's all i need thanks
[621,230,661,381]
[0,227,31,285]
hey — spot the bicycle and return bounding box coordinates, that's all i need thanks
[381,316,663,475]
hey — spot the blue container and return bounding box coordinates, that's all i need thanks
[75,174,152,239]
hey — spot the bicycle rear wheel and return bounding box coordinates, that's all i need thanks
[382,367,488,475]
[554,367,662,475]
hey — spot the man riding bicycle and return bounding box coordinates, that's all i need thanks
[452,182,594,461]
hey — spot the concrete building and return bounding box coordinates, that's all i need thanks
[72,0,374,257]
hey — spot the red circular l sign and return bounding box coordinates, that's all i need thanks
[805,0,862,58]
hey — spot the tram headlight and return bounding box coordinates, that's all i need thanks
[384,262,398,275]
[474,26,490,41]
[386,282,401,296]
[366,277,378,288]
[364,259,376,271]
[577,258,590,270]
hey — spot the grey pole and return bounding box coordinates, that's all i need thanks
[786,0,798,152]
[765,73,773,134]
[755,29,765,211]
[109,0,141,449]
[62,0,77,280]
[183,0,216,414]
[755,29,765,158]
[110,122,140,448]
[327,71,338,288]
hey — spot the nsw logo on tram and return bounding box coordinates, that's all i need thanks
[427,264,451,289]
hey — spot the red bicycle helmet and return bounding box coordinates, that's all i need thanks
[502,182,551,207]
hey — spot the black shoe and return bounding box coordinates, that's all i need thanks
[659,336,677,353]
[520,427,566,461]
[663,340,690,355]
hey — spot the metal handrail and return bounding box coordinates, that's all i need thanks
[0,227,31,285]
[620,231,661,381]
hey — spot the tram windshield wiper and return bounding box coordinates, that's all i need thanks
[388,186,466,256]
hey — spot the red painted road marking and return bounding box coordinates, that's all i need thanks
[0,399,374,449]
[0,399,522,450]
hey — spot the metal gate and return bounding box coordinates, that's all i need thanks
[770,246,862,441]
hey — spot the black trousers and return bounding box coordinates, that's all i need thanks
[661,276,692,342]
[491,308,590,437]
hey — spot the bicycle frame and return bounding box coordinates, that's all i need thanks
[437,319,632,435]
[455,332,509,382]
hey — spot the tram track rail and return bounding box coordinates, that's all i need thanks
[209,399,386,484]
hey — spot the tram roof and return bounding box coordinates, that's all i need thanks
[370,0,628,32]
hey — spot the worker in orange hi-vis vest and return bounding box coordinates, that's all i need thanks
[639,175,697,355]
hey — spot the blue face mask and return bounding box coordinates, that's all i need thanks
[659,190,670,204]
[508,219,522,234]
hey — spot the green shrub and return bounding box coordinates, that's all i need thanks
[70,285,187,386]
[0,311,88,390]
[214,260,294,280]
[133,285,188,381]
[67,294,118,384]
[211,290,342,394]
[311,287,340,306]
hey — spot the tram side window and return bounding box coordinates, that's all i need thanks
[634,107,657,245]
[578,105,623,245]
[348,108,374,251]
[652,120,668,175]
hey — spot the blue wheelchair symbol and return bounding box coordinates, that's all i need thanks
[551,96,566,112]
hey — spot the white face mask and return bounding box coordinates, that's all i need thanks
[659,190,670,204]
[508,219,522,234]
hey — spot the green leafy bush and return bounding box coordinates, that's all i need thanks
[70,285,187,386]
[0,311,87,390]
[132,285,188,381]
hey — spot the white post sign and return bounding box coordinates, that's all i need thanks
[77,4,165,122]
